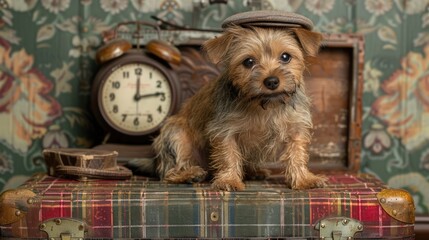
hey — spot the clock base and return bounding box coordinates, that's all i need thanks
[93,143,155,166]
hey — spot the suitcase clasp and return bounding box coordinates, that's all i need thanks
[315,217,363,240]
[40,218,86,240]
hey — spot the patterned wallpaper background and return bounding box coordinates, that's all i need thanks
[1,0,429,214]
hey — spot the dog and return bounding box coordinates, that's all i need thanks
[151,24,327,191]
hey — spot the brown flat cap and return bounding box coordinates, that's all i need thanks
[222,10,314,30]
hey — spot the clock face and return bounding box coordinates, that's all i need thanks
[99,62,173,135]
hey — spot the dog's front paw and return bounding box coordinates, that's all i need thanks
[164,166,208,183]
[291,174,327,190]
[212,178,245,191]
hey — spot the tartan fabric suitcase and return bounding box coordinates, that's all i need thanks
[0,173,414,239]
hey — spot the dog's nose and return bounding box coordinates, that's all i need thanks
[263,76,279,90]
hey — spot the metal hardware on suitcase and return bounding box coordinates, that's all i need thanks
[0,173,415,239]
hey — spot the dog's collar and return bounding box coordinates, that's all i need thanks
[222,10,314,30]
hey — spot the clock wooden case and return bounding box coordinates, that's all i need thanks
[91,50,181,144]
[91,21,183,145]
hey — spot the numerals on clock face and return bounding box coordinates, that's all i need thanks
[100,63,172,134]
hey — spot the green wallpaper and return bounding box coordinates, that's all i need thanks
[1,0,429,214]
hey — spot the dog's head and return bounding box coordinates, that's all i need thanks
[203,26,322,108]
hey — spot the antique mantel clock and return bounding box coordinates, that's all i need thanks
[91,21,183,158]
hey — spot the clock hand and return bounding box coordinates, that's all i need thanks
[135,92,165,101]
[134,77,141,101]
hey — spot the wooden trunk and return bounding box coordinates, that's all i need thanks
[171,33,364,174]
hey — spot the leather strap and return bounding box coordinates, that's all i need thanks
[55,165,132,180]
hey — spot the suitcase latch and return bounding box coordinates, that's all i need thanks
[315,217,363,240]
[40,218,86,240]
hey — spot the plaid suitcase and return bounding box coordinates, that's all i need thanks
[0,173,414,239]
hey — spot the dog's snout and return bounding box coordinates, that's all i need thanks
[263,76,280,90]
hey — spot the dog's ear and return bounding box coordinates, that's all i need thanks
[292,28,323,57]
[202,27,239,64]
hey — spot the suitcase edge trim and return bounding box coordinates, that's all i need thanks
[377,188,416,224]
[0,188,36,225]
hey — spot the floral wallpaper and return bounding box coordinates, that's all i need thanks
[0,0,429,214]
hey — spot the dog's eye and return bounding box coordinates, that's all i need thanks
[280,53,291,63]
[242,58,255,68]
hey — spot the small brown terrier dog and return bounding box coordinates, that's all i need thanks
[153,24,327,191]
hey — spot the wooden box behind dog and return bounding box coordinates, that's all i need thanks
[95,33,364,176]
[305,34,363,173]
[173,34,364,175]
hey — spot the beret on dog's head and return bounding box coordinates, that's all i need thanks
[221,10,314,30]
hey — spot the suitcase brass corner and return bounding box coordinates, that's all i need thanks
[377,189,415,224]
[40,218,86,240]
[315,217,363,240]
[0,189,36,225]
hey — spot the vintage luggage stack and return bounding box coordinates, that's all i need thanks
[0,30,416,239]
